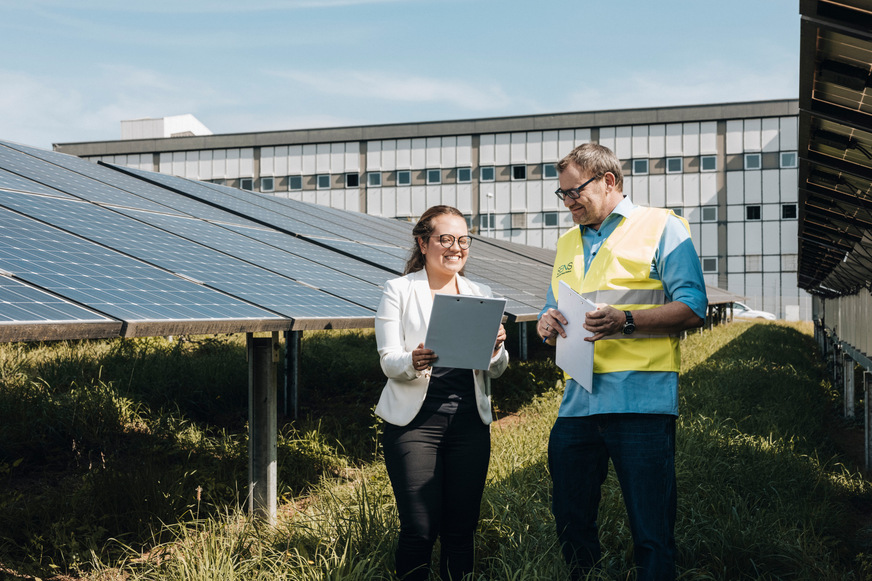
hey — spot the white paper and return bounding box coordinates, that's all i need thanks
[424,294,507,369]
[556,280,597,392]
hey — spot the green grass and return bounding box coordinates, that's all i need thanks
[1,322,870,580]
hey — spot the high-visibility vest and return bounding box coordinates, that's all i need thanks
[550,206,687,374]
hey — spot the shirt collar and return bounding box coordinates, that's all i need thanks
[580,195,635,234]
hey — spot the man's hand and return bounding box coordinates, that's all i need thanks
[538,308,568,346]
[584,305,623,341]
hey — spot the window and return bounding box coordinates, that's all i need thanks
[463,214,474,229]
[745,254,762,272]
[700,155,717,172]
[511,213,526,228]
[397,170,411,186]
[480,213,495,231]
[544,211,559,227]
[744,153,762,170]
[316,174,331,189]
[632,159,649,175]
[670,207,683,217]
[480,166,495,182]
[746,205,761,220]
[701,206,718,222]
[512,165,527,180]
[345,173,359,188]
[427,169,442,184]
[701,257,718,273]
[240,178,253,191]
[289,175,303,190]
[260,176,274,192]
[780,152,798,168]
[457,167,472,183]
[782,204,798,219]
[666,157,683,173]
[367,172,382,187]
[543,163,558,179]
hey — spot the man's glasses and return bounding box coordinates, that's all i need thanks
[554,175,599,201]
[431,234,472,249]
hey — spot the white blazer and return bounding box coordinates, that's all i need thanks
[374,268,509,426]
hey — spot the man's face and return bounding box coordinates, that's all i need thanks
[558,163,610,228]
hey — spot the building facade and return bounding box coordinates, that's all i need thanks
[55,99,808,320]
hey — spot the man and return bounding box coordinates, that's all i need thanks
[538,143,707,580]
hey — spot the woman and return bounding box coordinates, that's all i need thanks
[375,205,509,580]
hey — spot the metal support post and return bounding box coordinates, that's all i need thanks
[865,372,872,472]
[518,321,528,361]
[284,330,301,420]
[845,354,855,419]
[247,332,278,524]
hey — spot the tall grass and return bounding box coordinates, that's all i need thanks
[2,322,871,579]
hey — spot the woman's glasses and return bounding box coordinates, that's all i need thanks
[430,234,472,249]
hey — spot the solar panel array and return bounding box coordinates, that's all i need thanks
[0,139,554,342]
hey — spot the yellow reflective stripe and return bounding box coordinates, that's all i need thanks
[581,289,666,305]
[597,332,678,340]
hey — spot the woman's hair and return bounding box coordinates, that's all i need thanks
[403,205,467,275]
[556,142,624,192]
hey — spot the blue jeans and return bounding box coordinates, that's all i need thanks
[548,414,676,581]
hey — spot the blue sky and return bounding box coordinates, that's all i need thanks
[0,0,800,149]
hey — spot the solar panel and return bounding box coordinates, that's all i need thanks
[218,222,394,287]
[0,142,176,214]
[9,142,262,225]
[0,275,114,323]
[0,276,123,341]
[0,139,563,341]
[0,167,73,197]
[0,202,283,333]
[0,190,373,320]
[112,164,418,269]
[189,170,548,317]
[114,207,385,309]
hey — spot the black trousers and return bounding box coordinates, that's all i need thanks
[383,408,490,581]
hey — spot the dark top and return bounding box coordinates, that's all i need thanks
[421,366,476,414]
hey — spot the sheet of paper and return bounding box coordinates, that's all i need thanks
[556,280,597,392]
[424,294,507,370]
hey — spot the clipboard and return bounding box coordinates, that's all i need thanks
[424,294,507,369]
[556,281,597,392]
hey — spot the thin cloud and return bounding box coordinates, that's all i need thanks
[564,62,798,112]
[271,69,512,111]
[0,66,226,147]
[0,0,415,13]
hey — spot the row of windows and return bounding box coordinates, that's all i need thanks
[631,152,797,175]
[241,151,801,193]
[472,203,797,232]
[699,254,798,274]
[671,204,797,221]
[419,211,563,232]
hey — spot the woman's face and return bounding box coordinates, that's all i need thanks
[419,214,470,279]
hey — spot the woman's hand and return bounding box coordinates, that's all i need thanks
[492,324,506,356]
[412,342,437,371]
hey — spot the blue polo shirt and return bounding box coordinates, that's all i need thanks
[539,197,708,417]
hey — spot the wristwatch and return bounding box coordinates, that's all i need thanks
[622,311,636,335]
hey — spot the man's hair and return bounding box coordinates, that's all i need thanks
[556,143,624,191]
[404,205,467,275]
